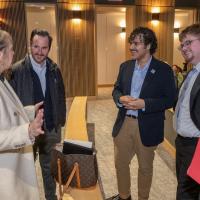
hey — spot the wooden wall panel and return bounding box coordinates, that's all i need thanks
[125,6,135,60]
[133,0,175,64]
[151,0,174,7]
[0,1,27,63]
[57,1,96,97]
[159,7,174,64]
[194,9,200,22]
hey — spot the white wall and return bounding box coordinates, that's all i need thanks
[97,11,126,85]
[26,4,58,64]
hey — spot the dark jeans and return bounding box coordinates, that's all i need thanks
[34,127,61,200]
[176,135,200,200]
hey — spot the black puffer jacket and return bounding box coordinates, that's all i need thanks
[10,55,66,129]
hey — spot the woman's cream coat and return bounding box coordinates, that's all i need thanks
[0,79,40,200]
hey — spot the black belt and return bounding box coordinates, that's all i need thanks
[126,114,137,119]
[177,134,198,145]
[177,134,198,141]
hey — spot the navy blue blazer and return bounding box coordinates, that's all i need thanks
[112,57,176,146]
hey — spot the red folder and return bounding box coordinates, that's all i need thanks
[187,138,200,184]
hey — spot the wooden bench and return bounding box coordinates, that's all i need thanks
[60,96,103,200]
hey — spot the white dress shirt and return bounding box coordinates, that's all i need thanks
[126,57,152,116]
[30,55,47,96]
[173,63,200,137]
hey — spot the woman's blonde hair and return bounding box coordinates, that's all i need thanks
[0,30,12,52]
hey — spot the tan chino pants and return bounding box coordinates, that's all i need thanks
[114,117,157,200]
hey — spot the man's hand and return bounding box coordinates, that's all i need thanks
[29,109,44,138]
[119,95,136,106]
[120,96,145,110]
[125,98,145,110]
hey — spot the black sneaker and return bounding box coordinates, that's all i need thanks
[106,194,132,200]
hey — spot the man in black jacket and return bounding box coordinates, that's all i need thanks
[173,24,200,200]
[10,29,66,200]
[107,27,176,200]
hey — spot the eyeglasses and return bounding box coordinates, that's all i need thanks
[129,41,144,47]
[178,38,200,51]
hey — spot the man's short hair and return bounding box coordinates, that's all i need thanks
[30,29,53,49]
[179,23,200,41]
[128,27,158,55]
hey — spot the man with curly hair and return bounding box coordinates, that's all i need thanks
[108,27,176,200]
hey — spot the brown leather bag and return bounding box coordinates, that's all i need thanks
[51,144,98,188]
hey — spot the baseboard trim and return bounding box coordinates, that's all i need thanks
[98,84,114,87]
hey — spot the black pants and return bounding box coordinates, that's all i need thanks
[176,135,200,200]
[34,127,61,200]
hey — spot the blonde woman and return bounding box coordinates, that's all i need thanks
[0,30,44,200]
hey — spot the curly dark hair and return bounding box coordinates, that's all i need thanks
[128,27,158,55]
[30,29,53,50]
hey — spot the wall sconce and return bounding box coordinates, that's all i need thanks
[151,7,160,26]
[119,20,126,35]
[174,21,180,37]
[174,28,179,33]
[71,8,82,24]
[120,27,126,39]
[152,13,159,21]
[73,10,81,19]
[71,3,81,22]
[174,21,180,38]
[174,28,180,38]
[121,27,126,33]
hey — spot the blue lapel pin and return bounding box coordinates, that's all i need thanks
[150,69,156,74]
